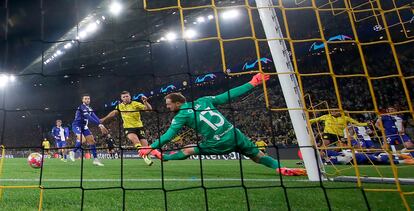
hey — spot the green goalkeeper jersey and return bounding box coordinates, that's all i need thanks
[151,82,254,149]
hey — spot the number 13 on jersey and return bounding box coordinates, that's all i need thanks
[199,107,224,131]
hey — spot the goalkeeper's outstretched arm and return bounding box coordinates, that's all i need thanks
[210,73,269,106]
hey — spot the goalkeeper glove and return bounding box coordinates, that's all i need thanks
[138,147,162,160]
[277,167,307,176]
[249,73,270,87]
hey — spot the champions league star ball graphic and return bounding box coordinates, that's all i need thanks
[27,152,43,168]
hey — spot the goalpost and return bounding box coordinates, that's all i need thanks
[255,0,324,181]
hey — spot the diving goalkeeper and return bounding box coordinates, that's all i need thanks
[140,73,306,176]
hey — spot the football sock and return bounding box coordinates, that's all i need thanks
[259,156,282,169]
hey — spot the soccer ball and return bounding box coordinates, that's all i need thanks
[27,152,43,168]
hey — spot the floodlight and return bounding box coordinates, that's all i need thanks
[184,29,197,39]
[221,9,239,19]
[166,32,177,41]
[109,2,122,16]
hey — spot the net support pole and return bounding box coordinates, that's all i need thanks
[255,0,322,181]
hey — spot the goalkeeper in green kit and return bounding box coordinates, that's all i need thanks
[140,73,306,176]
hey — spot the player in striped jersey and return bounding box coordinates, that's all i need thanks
[375,106,414,157]
[343,124,375,149]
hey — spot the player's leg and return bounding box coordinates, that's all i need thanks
[60,148,67,162]
[401,135,414,158]
[56,141,65,162]
[363,139,375,149]
[126,132,142,149]
[349,138,362,148]
[322,133,333,147]
[235,132,281,169]
[235,129,306,176]
[139,138,149,147]
[58,142,63,160]
[108,146,115,159]
[55,141,60,159]
[383,135,399,154]
[61,141,67,161]
[72,126,86,153]
[84,133,104,166]
[45,149,50,158]
[59,149,64,161]
[127,130,153,165]
[135,128,149,147]
[111,149,116,159]
[69,133,85,162]
[107,149,112,159]
[138,139,153,165]
[260,148,267,155]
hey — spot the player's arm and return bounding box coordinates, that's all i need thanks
[210,73,269,106]
[366,127,373,135]
[141,96,152,110]
[64,127,70,140]
[396,118,405,134]
[51,128,59,139]
[100,109,119,123]
[80,105,108,133]
[89,112,102,125]
[346,117,368,126]
[150,114,187,149]
[375,117,382,129]
[309,115,326,124]
[80,105,101,125]
[344,126,354,138]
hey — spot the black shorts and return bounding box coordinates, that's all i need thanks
[322,133,341,143]
[124,128,146,139]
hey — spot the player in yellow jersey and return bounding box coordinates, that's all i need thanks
[42,138,51,158]
[310,111,368,146]
[101,91,154,165]
[255,139,268,154]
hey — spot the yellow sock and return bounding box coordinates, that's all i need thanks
[134,143,142,149]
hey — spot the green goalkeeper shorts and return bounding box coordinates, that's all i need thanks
[198,128,260,158]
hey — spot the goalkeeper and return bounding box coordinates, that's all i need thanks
[140,73,306,176]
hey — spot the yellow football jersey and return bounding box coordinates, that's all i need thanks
[116,101,146,128]
[256,140,267,150]
[42,140,50,149]
[310,114,367,136]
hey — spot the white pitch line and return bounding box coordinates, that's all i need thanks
[0,178,311,182]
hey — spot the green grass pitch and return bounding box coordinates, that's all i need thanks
[0,158,413,210]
